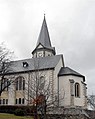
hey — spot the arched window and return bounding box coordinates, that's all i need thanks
[75,83,80,97]
[40,76,45,84]
[15,76,25,90]
[39,76,45,90]
[0,78,9,91]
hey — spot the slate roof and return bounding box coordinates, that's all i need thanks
[32,15,55,55]
[36,15,52,48]
[7,55,62,74]
[58,67,85,81]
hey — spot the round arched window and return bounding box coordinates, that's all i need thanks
[39,76,45,90]
[75,83,80,97]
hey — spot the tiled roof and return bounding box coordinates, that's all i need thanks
[58,67,85,81]
[7,55,62,74]
[36,15,52,49]
[32,16,55,55]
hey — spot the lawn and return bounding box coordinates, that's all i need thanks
[0,113,33,119]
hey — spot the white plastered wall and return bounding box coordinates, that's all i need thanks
[0,68,54,106]
[59,75,87,108]
[0,73,29,105]
[53,56,64,102]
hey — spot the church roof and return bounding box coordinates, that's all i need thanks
[6,55,63,74]
[32,15,55,54]
[36,15,51,48]
[58,67,85,81]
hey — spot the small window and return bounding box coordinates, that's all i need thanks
[38,53,43,57]
[6,99,8,104]
[48,54,50,56]
[16,98,25,105]
[22,98,24,104]
[75,83,80,97]
[19,98,21,104]
[23,62,28,67]
[15,99,18,104]
[3,99,5,104]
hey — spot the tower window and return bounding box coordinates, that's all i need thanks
[75,83,80,97]
[38,52,43,57]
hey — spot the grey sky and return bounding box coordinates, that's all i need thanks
[0,0,95,94]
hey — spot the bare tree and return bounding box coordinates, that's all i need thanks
[0,43,14,96]
[25,58,65,119]
[88,95,95,110]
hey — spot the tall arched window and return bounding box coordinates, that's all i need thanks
[75,83,80,97]
[39,76,45,90]
[15,76,25,90]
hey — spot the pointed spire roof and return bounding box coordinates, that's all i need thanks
[32,15,56,55]
[36,15,52,48]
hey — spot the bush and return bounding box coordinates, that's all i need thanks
[14,109,25,116]
[0,105,35,115]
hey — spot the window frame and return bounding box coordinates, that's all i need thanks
[75,82,80,98]
[15,76,25,91]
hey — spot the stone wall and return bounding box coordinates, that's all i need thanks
[46,107,90,119]
[86,110,95,119]
[46,114,88,119]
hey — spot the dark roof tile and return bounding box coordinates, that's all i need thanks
[8,55,62,74]
[58,67,85,81]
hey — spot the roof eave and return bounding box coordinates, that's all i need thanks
[0,67,54,76]
[58,74,85,82]
[32,46,56,55]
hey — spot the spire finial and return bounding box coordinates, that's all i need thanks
[44,13,46,19]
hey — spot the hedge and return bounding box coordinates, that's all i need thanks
[0,105,35,115]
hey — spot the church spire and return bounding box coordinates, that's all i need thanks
[32,15,56,58]
[36,15,52,48]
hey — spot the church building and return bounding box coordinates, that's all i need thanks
[0,16,87,109]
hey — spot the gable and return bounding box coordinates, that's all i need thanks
[37,44,44,49]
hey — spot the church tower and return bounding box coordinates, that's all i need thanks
[32,15,56,58]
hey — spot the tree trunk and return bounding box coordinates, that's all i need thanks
[34,104,38,119]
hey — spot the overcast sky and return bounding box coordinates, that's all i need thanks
[0,0,95,94]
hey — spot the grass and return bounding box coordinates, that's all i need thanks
[0,113,34,119]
